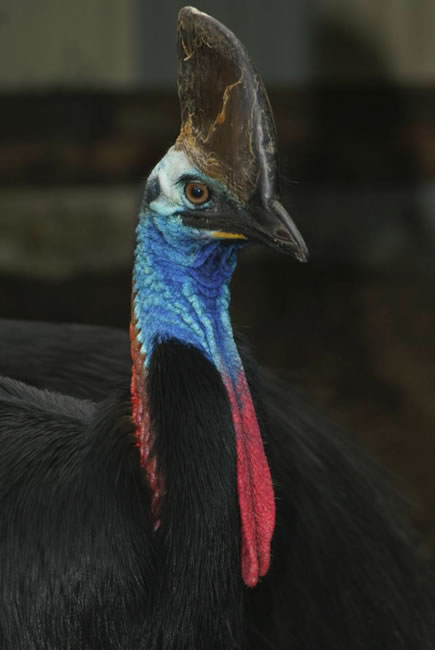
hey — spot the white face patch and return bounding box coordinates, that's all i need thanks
[146,147,206,217]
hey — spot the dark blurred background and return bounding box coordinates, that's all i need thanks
[0,1,434,549]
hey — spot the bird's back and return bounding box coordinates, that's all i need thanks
[0,377,155,649]
[0,319,130,399]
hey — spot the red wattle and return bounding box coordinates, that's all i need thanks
[225,374,276,587]
[130,319,163,526]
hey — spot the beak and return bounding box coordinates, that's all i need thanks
[249,200,309,262]
[211,198,308,262]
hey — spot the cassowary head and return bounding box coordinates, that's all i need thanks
[142,6,308,262]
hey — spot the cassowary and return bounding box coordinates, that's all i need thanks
[0,7,434,650]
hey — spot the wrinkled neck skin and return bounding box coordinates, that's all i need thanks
[131,204,275,588]
[134,210,239,373]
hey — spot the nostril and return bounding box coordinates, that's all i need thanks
[275,228,291,241]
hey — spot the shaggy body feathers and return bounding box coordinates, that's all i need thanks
[0,320,433,648]
[0,339,241,649]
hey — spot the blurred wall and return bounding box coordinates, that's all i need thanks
[0,0,434,88]
[0,1,137,87]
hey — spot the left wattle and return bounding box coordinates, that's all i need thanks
[130,318,163,526]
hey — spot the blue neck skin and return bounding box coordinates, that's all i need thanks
[133,208,244,381]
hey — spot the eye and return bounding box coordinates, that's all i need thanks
[184,182,210,205]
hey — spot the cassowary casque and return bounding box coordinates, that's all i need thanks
[0,7,433,650]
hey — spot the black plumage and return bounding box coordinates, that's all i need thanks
[0,321,433,648]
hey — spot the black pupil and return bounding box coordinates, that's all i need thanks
[191,185,204,199]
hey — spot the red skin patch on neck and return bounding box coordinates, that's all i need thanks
[130,319,163,526]
[224,373,275,587]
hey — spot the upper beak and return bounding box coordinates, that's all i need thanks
[211,198,309,262]
[250,199,309,262]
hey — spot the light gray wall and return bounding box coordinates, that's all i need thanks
[0,0,433,89]
[0,0,137,87]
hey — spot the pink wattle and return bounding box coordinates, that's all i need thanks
[224,373,276,587]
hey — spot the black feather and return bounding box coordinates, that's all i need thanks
[0,320,433,648]
[0,337,244,648]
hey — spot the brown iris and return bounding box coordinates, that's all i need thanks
[184,182,210,205]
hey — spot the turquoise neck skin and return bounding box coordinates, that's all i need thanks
[133,209,243,381]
